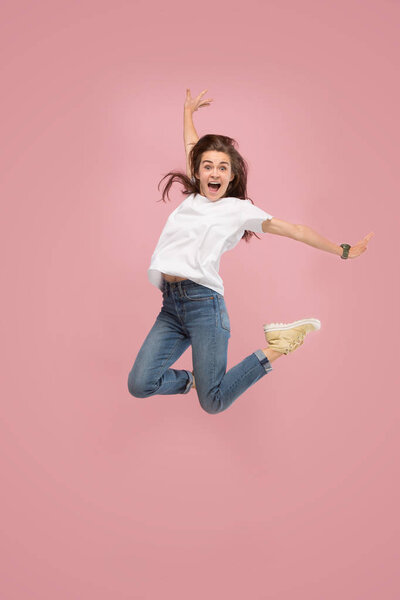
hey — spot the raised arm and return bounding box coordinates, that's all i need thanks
[184,89,213,177]
[262,217,374,259]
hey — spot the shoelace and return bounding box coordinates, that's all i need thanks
[287,336,304,351]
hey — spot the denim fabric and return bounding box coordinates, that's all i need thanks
[127,279,272,414]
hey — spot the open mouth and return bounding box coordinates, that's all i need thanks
[208,183,221,193]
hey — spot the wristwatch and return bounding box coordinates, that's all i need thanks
[340,243,351,259]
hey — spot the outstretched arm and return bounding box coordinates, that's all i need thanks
[184,88,213,177]
[262,217,374,259]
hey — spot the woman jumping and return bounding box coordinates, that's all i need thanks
[127,89,373,414]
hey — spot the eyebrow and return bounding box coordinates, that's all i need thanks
[202,160,230,166]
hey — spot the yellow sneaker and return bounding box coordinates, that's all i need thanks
[263,318,321,355]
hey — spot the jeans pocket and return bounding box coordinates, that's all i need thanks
[183,288,214,301]
[216,295,231,332]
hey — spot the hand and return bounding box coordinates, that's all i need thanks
[348,232,374,258]
[184,88,213,114]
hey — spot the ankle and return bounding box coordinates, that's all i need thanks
[262,347,284,362]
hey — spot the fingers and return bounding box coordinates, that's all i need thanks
[350,234,372,258]
[185,89,213,111]
[350,232,374,244]
[196,88,213,109]
[194,89,207,102]
[186,88,208,98]
[196,89,210,101]
[361,232,374,250]
[187,89,212,101]
[351,232,374,257]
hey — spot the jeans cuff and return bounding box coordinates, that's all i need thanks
[183,370,194,394]
[254,349,273,374]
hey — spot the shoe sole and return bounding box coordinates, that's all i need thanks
[263,318,321,332]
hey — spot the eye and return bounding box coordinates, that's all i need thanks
[220,167,226,171]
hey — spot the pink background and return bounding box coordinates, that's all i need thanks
[1,0,399,598]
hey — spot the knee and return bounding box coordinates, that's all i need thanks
[127,370,153,398]
[198,393,223,415]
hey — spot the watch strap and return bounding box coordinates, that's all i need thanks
[340,243,351,259]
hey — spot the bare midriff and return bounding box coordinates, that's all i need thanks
[161,272,188,283]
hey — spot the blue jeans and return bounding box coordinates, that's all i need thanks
[127,279,272,414]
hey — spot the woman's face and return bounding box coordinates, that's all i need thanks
[195,151,235,202]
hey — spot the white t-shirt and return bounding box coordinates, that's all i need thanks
[148,193,273,296]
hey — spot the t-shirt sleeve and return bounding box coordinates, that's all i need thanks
[239,200,274,233]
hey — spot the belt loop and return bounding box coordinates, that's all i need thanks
[178,281,183,297]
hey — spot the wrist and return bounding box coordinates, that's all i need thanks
[339,243,351,259]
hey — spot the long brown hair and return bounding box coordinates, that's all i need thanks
[157,134,261,242]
